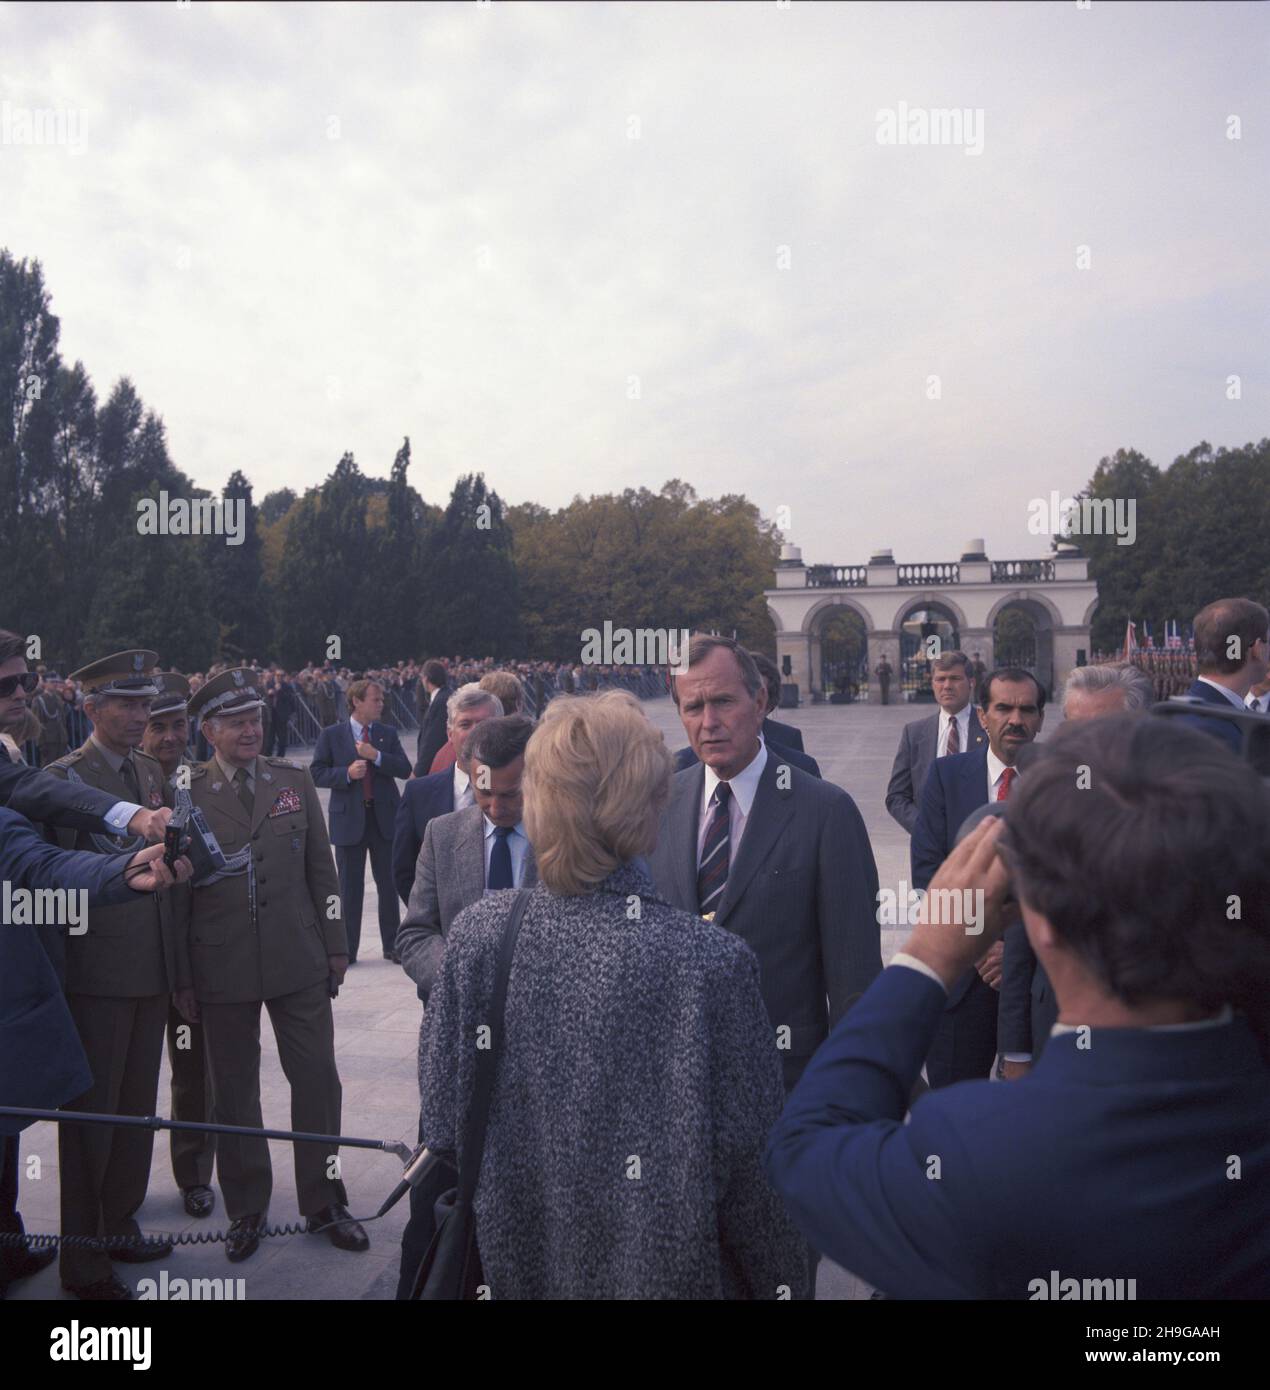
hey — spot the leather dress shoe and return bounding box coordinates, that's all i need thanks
[66,1273,134,1300]
[5,1243,56,1283]
[306,1203,369,1252]
[226,1213,264,1263]
[113,1236,173,1263]
[183,1185,216,1219]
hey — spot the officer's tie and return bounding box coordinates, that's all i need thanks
[488,825,514,890]
[233,766,254,816]
[696,782,732,917]
[120,754,140,800]
[996,766,1017,801]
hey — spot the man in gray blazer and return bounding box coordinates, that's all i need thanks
[394,713,537,1299]
[885,650,986,834]
[648,634,881,1096]
[396,714,538,1001]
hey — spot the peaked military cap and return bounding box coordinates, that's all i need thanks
[150,671,192,715]
[69,649,161,697]
[188,667,265,722]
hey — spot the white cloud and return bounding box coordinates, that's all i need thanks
[0,0,1265,570]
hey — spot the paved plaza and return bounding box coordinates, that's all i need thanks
[13,697,952,1301]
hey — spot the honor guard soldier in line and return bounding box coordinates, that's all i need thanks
[170,668,369,1263]
[140,673,216,1221]
[45,651,176,1300]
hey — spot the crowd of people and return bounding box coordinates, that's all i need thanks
[2,657,664,768]
[2,594,1268,1302]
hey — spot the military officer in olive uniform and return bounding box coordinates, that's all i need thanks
[45,650,176,1300]
[170,668,369,1263]
[33,673,69,766]
[140,673,216,1220]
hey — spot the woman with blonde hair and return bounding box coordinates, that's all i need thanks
[417,690,806,1299]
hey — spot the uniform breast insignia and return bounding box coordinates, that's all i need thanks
[148,788,164,808]
[268,788,302,817]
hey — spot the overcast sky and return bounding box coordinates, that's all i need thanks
[3,0,1266,567]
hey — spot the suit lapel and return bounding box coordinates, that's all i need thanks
[252,757,282,833]
[459,809,487,902]
[968,707,987,751]
[714,756,795,927]
[668,764,704,910]
[204,760,252,830]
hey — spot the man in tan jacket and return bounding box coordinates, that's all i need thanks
[170,668,367,1263]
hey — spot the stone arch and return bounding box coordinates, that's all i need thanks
[801,594,875,636]
[983,590,1063,632]
[889,591,970,635]
[801,598,873,702]
[986,595,1058,694]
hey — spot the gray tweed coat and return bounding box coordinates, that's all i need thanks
[418,861,809,1299]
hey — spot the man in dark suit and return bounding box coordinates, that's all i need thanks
[998,662,1151,1079]
[648,634,881,1096]
[768,714,1270,1299]
[674,650,822,777]
[264,669,297,758]
[750,651,807,753]
[310,678,411,963]
[391,683,502,906]
[0,810,191,1299]
[885,650,986,834]
[911,667,1044,1088]
[393,715,538,1299]
[411,659,453,777]
[1178,597,1269,755]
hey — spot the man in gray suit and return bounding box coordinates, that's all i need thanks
[396,714,538,1001]
[648,634,881,1095]
[885,650,986,834]
[393,713,537,1299]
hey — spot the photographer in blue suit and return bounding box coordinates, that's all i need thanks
[311,678,411,963]
[1,808,192,1297]
[768,714,1270,1299]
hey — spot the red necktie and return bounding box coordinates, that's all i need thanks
[945,716,960,755]
[360,724,374,803]
[996,767,1016,802]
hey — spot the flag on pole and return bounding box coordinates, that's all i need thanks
[1143,621,1154,650]
[1123,618,1137,660]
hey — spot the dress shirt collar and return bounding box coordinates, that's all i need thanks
[702,736,768,819]
[939,703,971,744]
[89,734,129,774]
[1197,676,1249,710]
[453,762,470,798]
[1051,1004,1233,1038]
[985,745,1012,797]
[350,717,368,741]
[214,752,256,786]
[483,817,526,842]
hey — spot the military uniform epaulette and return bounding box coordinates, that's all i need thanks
[47,747,85,771]
[133,748,162,768]
[188,763,210,781]
[265,757,302,770]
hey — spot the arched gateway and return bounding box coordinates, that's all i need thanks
[767,540,1096,705]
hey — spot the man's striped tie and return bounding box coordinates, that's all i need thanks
[697,782,732,917]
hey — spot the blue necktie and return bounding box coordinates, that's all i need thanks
[488,825,514,890]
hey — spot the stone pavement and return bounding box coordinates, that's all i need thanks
[11,697,952,1301]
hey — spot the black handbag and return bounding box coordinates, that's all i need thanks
[410,888,532,1300]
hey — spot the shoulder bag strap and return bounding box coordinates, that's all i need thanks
[456,887,532,1206]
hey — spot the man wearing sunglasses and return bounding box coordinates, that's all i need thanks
[0,632,169,845]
